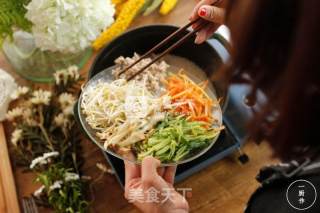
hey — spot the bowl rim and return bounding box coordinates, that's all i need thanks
[78,66,223,166]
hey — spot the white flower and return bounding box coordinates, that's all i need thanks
[30,157,46,169]
[6,107,23,121]
[30,151,59,169]
[53,70,64,85]
[33,185,45,197]
[49,180,63,191]
[11,86,30,100]
[11,129,23,146]
[64,172,80,182]
[53,66,80,85]
[30,90,52,105]
[67,66,80,80]
[43,151,60,159]
[25,0,115,53]
[59,93,75,107]
[58,93,75,116]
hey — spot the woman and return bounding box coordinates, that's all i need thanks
[124,0,320,212]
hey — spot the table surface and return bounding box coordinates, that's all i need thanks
[0,1,278,212]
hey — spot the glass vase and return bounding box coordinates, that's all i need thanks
[2,31,92,83]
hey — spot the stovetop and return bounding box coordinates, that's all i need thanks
[103,84,255,187]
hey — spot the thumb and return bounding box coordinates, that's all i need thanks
[141,157,168,189]
[198,5,225,24]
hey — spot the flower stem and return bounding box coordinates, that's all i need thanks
[38,105,54,150]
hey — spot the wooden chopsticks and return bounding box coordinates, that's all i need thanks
[118,17,208,81]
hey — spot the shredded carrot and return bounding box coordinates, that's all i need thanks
[165,72,218,125]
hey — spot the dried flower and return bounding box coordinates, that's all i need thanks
[6,107,23,121]
[11,129,23,146]
[22,108,32,118]
[58,92,75,116]
[65,172,80,182]
[33,185,45,197]
[11,86,30,100]
[54,113,67,127]
[67,66,80,81]
[53,66,80,86]
[30,151,59,169]
[20,108,38,126]
[62,105,74,116]
[58,93,75,107]
[53,71,63,85]
[49,180,63,191]
[6,68,88,212]
[30,90,52,105]
[25,0,115,53]
[26,118,38,127]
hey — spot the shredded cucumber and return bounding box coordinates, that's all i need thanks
[137,115,221,163]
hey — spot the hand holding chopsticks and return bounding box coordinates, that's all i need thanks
[119,0,225,81]
[119,18,206,81]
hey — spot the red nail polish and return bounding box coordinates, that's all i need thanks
[199,8,206,17]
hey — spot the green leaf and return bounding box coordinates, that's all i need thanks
[0,0,31,41]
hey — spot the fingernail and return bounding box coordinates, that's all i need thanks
[199,8,207,17]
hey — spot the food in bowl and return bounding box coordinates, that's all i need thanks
[80,54,223,163]
[112,53,169,94]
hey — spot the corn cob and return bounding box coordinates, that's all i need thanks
[115,1,127,15]
[111,0,126,5]
[159,0,178,15]
[92,0,145,51]
[112,0,127,15]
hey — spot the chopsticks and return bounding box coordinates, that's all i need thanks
[118,17,208,81]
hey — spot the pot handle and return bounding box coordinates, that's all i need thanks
[207,33,230,64]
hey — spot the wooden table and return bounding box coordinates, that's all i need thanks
[0,1,278,212]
